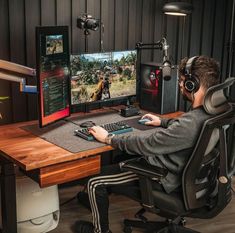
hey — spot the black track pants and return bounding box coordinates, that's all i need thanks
[87,163,140,233]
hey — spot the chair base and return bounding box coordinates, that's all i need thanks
[123,219,200,233]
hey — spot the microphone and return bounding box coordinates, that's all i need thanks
[160,38,171,80]
[162,60,171,81]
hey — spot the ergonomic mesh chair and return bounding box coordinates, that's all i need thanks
[120,77,235,233]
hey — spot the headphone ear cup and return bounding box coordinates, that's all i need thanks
[184,76,200,93]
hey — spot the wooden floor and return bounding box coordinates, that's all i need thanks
[50,180,235,233]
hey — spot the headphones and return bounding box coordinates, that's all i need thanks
[184,56,200,93]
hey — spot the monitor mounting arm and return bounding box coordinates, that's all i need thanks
[0,60,37,93]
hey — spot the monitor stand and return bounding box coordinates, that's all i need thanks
[84,104,90,113]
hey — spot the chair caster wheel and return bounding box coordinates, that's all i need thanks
[123,226,132,233]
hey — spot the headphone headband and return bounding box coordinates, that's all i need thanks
[185,56,199,77]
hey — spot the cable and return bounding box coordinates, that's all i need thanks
[63,118,81,126]
[60,195,77,207]
[101,106,121,113]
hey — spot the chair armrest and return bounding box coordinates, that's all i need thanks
[120,157,168,179]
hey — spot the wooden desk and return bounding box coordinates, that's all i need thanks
[0,109,182,233]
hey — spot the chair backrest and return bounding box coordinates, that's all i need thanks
[182,77,235,218]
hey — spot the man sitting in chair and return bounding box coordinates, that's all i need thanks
[75,55,220,233]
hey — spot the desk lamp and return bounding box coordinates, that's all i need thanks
[162,2,193,59]
[163,2,193,16]
[0,59,37,93]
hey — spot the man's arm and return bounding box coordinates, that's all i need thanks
[111,110,207,157]
[141,113,173,128]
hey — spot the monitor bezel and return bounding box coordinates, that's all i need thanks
[36,26,71,128]
[70,49,138,113]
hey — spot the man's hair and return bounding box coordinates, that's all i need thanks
[179,55,220,90]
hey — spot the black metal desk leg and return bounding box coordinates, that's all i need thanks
[0,161,17,233]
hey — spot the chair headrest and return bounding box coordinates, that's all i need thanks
[203,77,235,115]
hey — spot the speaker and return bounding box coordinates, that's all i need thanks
[140,62,178,114]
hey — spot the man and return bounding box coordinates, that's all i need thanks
[75,55,220,233]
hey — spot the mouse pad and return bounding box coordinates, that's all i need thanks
[122,117,156,131]
[21,112,157,153]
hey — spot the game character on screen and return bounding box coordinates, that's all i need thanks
[90,74,104,101]
[101,76,111,100]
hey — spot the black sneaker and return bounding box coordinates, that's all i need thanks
[72,220,112,233]
[72,220,94,233]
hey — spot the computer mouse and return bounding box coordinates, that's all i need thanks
[138,118,151,125]
[80,121,96,128]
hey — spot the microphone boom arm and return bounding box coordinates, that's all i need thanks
[136,37,169,61]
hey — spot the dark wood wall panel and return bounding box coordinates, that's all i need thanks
[201,0,216,56]
[101,0,115,51]
[141,0,155,62]
[9,0,28,122]
[128,0,142,49]
[0,0,234,125]
[0,0,10,60]
[71,0,86,54]
[153,0,164,62]
[189,0,204,56]
[87,0,101,52]
[222,0,234,82]
[212,0,227,66]
[25,0,40,120]
[41,0,56,26]
[57,0,71,26]
[0,0,12,124]
[114,0,129,50]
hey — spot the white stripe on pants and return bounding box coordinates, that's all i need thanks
[87,171,139,233]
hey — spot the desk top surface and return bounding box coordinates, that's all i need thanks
[0,107,183,171]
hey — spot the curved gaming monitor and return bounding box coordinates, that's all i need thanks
[70,50,137,108]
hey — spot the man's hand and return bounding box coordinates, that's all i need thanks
[141,113,161,126]
[89,126,109,143]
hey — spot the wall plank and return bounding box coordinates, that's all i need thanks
[189,0,204,56]
[71,0,86,54]
[128,0,142,50]
[87,0,101,52]
[101,0,115,52]
[114,0,129,50]
[141,0,155,62]
[0,0,12,124]
[25,0,40,120]
[41,0,56,26]
[201,0,216,56]
[212,0,227,77]
[222,0,234,81]
[9,0,28,122]
[153,0,164,63]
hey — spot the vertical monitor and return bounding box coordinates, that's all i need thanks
[36,26,70,127]
[70,50,137,105]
